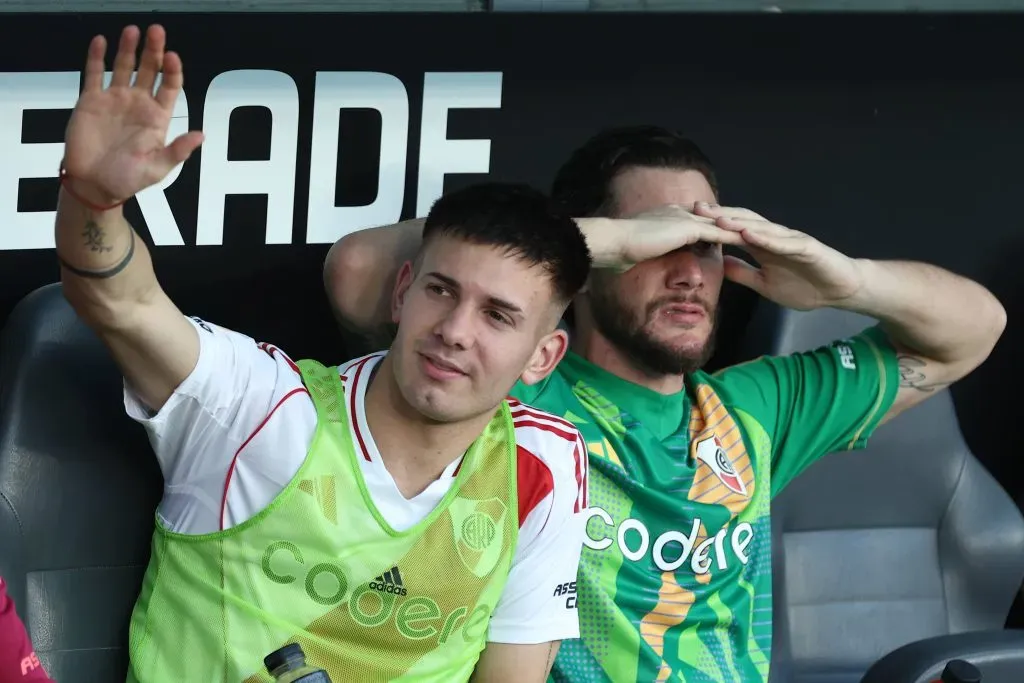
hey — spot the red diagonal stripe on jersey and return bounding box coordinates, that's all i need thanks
[509,402,576,432]
[348,356,377,462]
[511,418,577,443]
[576,434,588,510]
[257,341,300,375]
[221,386,309,530]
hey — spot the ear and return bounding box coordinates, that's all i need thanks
[391,261,415,324]
[520,328,569,386]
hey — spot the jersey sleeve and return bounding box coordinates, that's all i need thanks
[0,577,53,682]
[713,324,900,496]
[486,431,587,644]
[123,316,297,531]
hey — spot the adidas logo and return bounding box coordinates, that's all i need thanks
[369,566,408,597]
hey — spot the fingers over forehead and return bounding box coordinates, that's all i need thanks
[718,216,790,236]
[699,224,747,246]
[627,203,710,221]
[698,204,765,221]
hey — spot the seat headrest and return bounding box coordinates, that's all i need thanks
[769,306,880,356]
[0,281,162,595]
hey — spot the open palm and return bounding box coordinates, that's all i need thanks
[63,25,204,205]
[693,204,865,311]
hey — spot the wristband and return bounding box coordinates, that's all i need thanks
[58,163,127,212]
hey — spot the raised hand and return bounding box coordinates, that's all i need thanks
[692,202,865,310]
[62,24,204,207]
[597,204,746,271]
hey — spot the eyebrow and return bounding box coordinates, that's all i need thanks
[426,272,524,315]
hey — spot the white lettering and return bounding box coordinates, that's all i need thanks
[691,535,716,575]
[617,518,649,562]
[0,71,79,250]
[305,71,409,244]
[1,68,504,251]
[651,519,700,572]
[837,343,856,370]
[583,506,614,551]
[713,526,730,570]
[731,522,754,564]
[415,72,502,216]
[196,69,299,245]
[585,509,756,574]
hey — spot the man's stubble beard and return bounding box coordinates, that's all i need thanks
[588,280,719,377]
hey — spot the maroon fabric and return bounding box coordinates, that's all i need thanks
[0,577,53,682]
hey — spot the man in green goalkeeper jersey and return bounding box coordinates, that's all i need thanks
[323,126,1006,682]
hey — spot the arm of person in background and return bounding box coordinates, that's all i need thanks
[0,577,54,682]
[324,218,423,352]
[324,206,745,350]
[833,258,1005,422]
[57,24,204,413]
[696,202,1005,493]
[470,429,589,682]
[693,202,1006,424]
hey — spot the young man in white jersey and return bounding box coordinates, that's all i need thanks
[55,24,594,683]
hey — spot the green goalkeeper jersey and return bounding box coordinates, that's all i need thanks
[512,326,899,683]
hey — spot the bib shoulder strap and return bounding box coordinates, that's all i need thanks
[296,359,348,426]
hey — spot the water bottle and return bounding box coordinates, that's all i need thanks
[930,659,982,683]
[264,643,332,683]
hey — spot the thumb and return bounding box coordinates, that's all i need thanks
[159,130,205,169]
[723,254,764,293]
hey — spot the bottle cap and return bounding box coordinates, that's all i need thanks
[264,642,306,674]
[942,659,982,683]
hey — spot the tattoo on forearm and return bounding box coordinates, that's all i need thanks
[59,227,136,280]
[82,220,113,254]
[897,355,950,393]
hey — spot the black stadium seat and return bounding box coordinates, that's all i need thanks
[747,303,1024,683]
[0,283,162,682]
[861,630,1024,683]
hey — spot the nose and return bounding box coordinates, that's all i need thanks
[664,250,705,290]
[433,301,476,350]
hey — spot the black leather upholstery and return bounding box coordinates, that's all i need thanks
[0,283,162,682]
[752,303,1024,683]
[861,630,1024,683]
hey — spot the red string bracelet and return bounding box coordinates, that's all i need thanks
[58,163,128,212]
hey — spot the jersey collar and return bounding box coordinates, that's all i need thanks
[557,351,691,442]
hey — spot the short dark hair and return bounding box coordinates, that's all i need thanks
[421,182,591,304]
[550,125,719,217]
